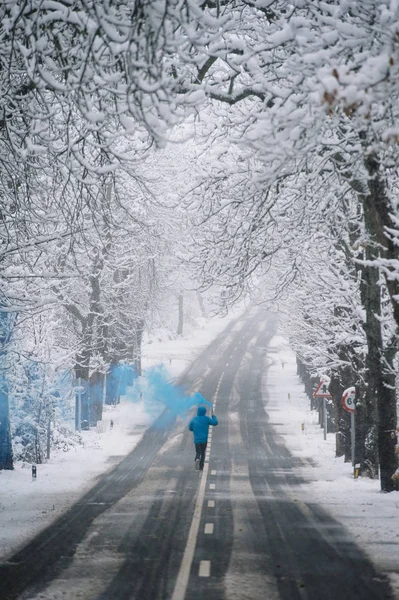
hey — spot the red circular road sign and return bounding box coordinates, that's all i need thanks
[342,387,356,413]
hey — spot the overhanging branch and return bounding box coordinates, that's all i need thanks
[208,88,270,105]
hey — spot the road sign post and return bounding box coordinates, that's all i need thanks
[313,379,332,441]
[323,397,327,441]
[341,387,356,476]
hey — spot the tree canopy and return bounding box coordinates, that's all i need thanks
[0,0,398,489]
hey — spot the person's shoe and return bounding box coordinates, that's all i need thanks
[199,466,203,471]
[195,458,200,470]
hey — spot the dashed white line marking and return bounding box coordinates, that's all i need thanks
[171,376,223,600]
[209,483,215,490]
[171,464,209,600]
[199,560,211,577]
[211,470,216,475]
[204,523,214,534]
[208,500,215,507]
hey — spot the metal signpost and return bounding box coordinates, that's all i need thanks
[341,387,356,476]
[313,379,332,440]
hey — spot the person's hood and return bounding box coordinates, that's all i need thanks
[197,406,206,416]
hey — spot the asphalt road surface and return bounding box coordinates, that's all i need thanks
[0,311,394,600]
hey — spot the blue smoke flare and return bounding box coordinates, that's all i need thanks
[128,365,212,426]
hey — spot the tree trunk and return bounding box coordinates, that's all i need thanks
[89,371,104,426]
[0,311,13,470]
[330,374,351,460]
[105,361,120,405]
[363,154,399,492]
[296,358,317,409]
[177,294,184,336]
[0,382,13,470]
[197,291,207,318]
[75,351,90,430]
[362,154,398,490]
[378,339,398,491]
[364,153,399,330]
[357,254,380,478]
[125,318,145,377]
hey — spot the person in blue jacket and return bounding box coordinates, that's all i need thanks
[188,406,218,471]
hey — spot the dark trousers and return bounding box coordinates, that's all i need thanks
[195,442,207,469]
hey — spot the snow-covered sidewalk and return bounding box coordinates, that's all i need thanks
[1,315,398,599]
[266,335,399,599]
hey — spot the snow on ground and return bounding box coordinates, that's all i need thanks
[0,401,153,560]
[266,334,399,599]
[1,313,398,599]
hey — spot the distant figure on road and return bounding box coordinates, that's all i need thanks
[188,406,218,471]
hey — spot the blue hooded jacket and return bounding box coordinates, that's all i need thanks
[188,406,218,443]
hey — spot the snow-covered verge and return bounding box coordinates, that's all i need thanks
[0,401,153,560]
[266,335,399,599]
[0,309,241,561]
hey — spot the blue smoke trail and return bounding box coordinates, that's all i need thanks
[105,363,136,402]
[127,365,212,426]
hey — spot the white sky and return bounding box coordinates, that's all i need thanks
[0,311,398,598]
